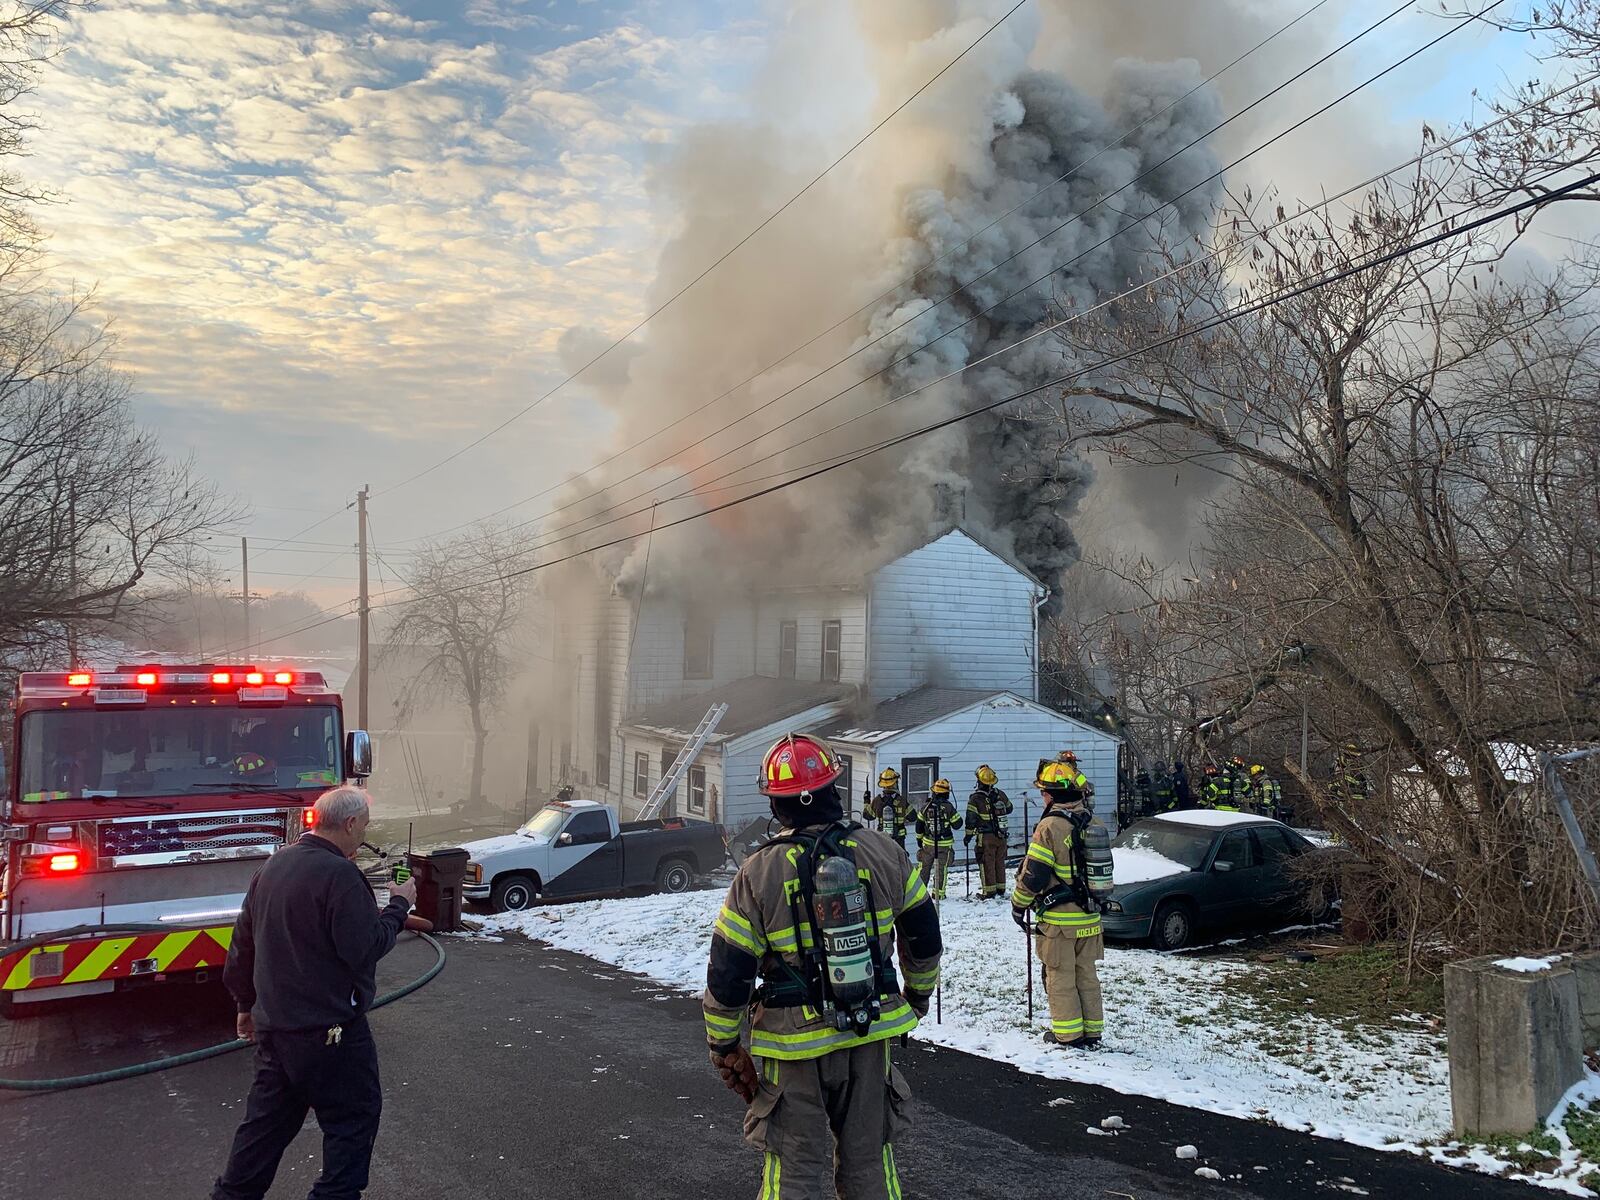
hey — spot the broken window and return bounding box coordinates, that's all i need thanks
[684,613,713,680]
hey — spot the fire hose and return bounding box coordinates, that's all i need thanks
[0,928,445,1093]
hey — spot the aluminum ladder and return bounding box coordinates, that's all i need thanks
[635,702,728,821]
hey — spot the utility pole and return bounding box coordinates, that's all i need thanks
[357,485,370,731]
[66,485,79,669]
[241,536,251,660]
[1300,698,1309,775]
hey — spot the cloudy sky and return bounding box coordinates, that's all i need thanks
[28,0,1540,615]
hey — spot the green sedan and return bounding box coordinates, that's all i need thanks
[1100,811,1336,951]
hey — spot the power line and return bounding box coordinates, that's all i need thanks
[235,171,1597,653]
[395,0,1338,547]
[373,0,1032,500]
[396,0,1511,576]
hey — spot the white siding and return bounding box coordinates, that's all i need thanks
[754,591,866,685]
[625,597,756,710]
[615,728,727,822]
[867,531,1042,703]
[863,694,1120,823]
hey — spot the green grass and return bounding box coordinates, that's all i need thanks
[1565,1101,1600,1161]
[1219,945,1444,1029]
[1473,1128,1563,1174]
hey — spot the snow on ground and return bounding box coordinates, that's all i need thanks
[479,891,1600,1192]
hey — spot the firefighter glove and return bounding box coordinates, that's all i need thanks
[905,989,931,1018]
[963,834,973,846]
[1011,905,1030,931]
[710,1044,758,1104]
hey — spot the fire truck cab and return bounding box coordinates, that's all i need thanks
[0,665,371,1013]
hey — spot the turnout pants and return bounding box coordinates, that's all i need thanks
[1037,923,1105,1044]
[977,835,1007,897]
[916,845,953,898]
[744,1042,911,1200]
[212,1017,383,1200]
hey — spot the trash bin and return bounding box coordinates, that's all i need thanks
[407,847,471,933]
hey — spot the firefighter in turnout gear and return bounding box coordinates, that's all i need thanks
[1333,745,1368,807]
[1200,764,1225,809]
[1151,764,1177,813]
[702,733,943,1200]
[1053,749,1095,810]
[915,779,962,899]
[1255,766,1289,822]
[1012,764,1105,1050]
[863,767,912,854]
[963,765,1012,899]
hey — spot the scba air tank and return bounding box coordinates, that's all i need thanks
[1082,821,1115,904]
[813,855,875,1026]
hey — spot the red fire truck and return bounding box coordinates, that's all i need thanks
[0,665,370,1013]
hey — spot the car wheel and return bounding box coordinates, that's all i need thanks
[1150,900,1196,951]
[655,859,694,894]
[491,874,539,912]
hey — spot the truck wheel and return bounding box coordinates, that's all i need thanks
[1150,900,1196,952]
[491,874,539,912]
[655,859,694,894]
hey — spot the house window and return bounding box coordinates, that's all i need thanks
[902,757,939,811]
[684,614,713,680]
[595,752,610,789]
[778,621,797,679]
[687,765,707,815]
[821,620,842,683]
[633,751,650,798]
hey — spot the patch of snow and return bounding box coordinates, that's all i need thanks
[1495,955,1564,974]
[1046,1097,1073,1108]
[1175,1146,1200,1160]
[1112,847,1190,885]
[1195,1167,1222,1180]
[1085,1126,1114,1137]
[1100,1115,1127,1130]
[1159,810,1269,829]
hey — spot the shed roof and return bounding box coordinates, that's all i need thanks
[817,686,1011,745]
[623,676,853,741]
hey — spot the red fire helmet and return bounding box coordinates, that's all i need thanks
[758,733,844,798]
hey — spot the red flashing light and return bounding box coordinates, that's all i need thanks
[273,671,294,685]
[211,672,232,685]
[302,807,318,828]
[245,672,265,685]
[67,672,92,687]
[135,672,157,686]
[48,852,80,873]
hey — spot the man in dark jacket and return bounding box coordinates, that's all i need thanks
[211,786,417,1200]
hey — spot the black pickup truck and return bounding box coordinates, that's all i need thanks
[459,799,728,912]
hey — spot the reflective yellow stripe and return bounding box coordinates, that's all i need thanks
[151,930,200,969]
[63,937,138,984]
[761,1152,781,1199]
[2,945,66,991]
[1027,843,1057,865]
[903,965,939,990]
[211,926,234,950]
[903,868,928,906]
[704,1009,742,1033]
[715,908,764,955]
[750,1001,919,1060]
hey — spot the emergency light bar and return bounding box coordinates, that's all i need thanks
[19,666,324,698]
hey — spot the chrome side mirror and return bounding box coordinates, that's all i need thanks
[1213,860,1234,873]
[557,832,574,846]
[345,730,373,779]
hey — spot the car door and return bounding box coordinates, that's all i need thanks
[1203,828,1267,928]
[1253,825,1308,918]
[542,809,623,897]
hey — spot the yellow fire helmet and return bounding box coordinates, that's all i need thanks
[1036,761,1075,789]
[1249,763,1265,776]
[877,767,900,790]
[930,778,952,797]
[975,764,998,786]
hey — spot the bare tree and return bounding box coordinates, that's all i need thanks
[383,526,531,810]
[1043,147,1599,951]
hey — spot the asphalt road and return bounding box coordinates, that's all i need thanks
[0,934,1537,1200]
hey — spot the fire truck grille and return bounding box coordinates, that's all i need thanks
[100,812,290,858]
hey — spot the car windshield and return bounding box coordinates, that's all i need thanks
[1113,821,1215,870]
[19,706,342,801]
[519,808,566,839]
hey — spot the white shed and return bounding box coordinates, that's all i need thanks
[817,686,1121,822]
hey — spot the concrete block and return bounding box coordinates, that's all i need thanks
[1569,950,1600,1051]
[1445,954,1584,1137]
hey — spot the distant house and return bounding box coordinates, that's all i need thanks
[534,526,1120,828]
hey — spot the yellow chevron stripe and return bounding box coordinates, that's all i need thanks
[151,930,200,969]
[3,945,68,991]
[63,937,139,984]
[211,926,233,950]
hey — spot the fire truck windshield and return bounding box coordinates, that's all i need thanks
[18,706,342,802]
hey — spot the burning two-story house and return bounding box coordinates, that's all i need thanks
[527,526,1118,831]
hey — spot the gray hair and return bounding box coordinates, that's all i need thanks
[314,785,370,829]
